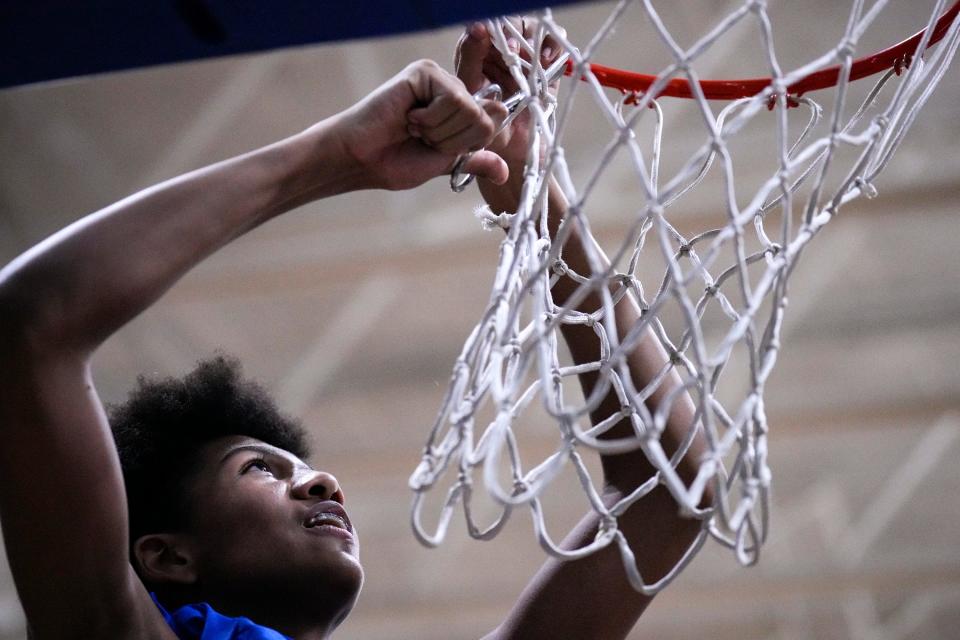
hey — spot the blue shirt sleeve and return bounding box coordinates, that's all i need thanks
[152,593,292,640]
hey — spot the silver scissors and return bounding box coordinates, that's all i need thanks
[449,52,570,193]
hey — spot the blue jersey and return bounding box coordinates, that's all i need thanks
[152,593,292,640]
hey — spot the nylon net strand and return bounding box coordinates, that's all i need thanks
[409,0,960,594]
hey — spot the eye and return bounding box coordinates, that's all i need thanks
[241,456,273,475]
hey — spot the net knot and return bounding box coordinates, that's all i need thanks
[760,465,773,486]
[678,242,692,256]
[704,283,720,297]
[747,0,768,13]
[894,52,914,76]
[622,90,655,108]
[453,397,475,422]
[766,93,801,110]
[836,39,857,61]
[552,258,569,276]
[854,177,878,199]
[512,479,529,496]
[453,358,469,373]
[598,515,618,534]
[474,204,514,230]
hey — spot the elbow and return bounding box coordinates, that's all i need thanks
[0,267,69,359]
[0,285,39,361]
[0,273,30,346]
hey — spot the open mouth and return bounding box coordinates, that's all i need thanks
[305,512,349,531]
[302,502,353,536]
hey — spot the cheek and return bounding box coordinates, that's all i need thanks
[194,500,298,574]
[193,480,290,538]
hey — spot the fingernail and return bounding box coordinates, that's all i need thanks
[507,37,519,52]
[407,124,421,138]
[543,46,553,60]
[469,22,485,39]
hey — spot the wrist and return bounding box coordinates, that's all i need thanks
[277,114,370,209]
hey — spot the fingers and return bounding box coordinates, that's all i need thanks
[541,30,566,67]
[455,22,493,93]
[456,17,567,99]
[461,150,509,185]
[481,99,510,132]
[500,15,566,64]
[407,80,507,155]
[348,58,512,190]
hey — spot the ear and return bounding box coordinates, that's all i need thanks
[132,533,199,586]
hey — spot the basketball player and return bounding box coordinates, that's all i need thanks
[0,19,708,640]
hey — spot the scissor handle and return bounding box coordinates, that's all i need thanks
[449,84,503,193]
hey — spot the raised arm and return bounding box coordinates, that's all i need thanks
[456,22,711,639]
[0,60,506,639]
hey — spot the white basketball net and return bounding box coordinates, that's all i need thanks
[409,0,960,594]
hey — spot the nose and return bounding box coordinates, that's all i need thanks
[292,469,345,504]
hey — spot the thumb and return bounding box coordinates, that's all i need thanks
[461,150,509,185]
[456,22,492,93]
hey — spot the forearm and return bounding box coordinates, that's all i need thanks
[483,177,703,490]
[550,201,703,491]
[492,487,701,640]
[481,178,710,632]
[0,116,361,353]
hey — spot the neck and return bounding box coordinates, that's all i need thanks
[238,596,352,640]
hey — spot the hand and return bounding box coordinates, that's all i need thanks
[334,59,509,191]
[454,19,566,210]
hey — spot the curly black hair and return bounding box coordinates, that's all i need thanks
[109,354,309,557]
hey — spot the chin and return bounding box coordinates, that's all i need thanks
[338,556,365,597]
[308,553,364,602]
[318,560,363,628]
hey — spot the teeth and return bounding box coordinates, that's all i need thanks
[307,513,348,530]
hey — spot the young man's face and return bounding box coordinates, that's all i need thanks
[182,435,363,613]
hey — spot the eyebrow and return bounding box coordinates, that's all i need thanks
[219,443,313,471]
